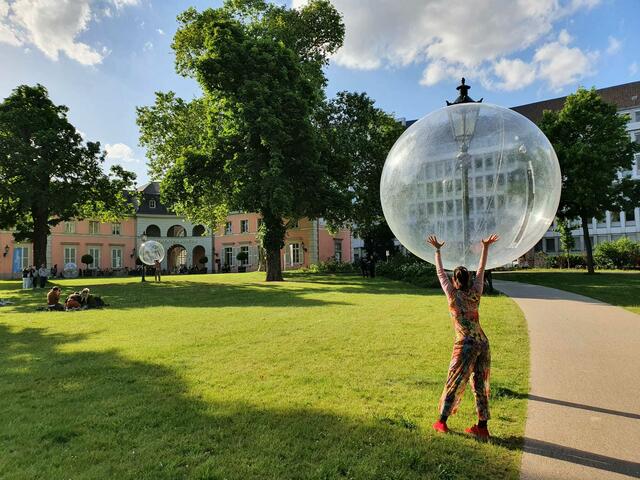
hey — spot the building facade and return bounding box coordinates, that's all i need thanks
[512,81,640,255]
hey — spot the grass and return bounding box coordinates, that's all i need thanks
[494,269,640,314]
[0,273,529,480]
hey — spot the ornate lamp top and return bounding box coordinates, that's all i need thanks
[446,78,483,106]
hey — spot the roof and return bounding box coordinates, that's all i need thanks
[511,81,640,123]
[135,181,172,215]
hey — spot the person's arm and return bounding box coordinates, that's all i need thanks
[473,234,499,294]
[435,249,455,299]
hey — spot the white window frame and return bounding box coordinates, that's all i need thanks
[64,246,77,265]
[89,221,100,235]
[17,246,29,270]
[334,239,342,262]
[88,247,101,269]
[291,243,301,264]
[64,222,76,234]
[111,247,123,269]
[225,222,233,235]
[240,219,249,233]
[112,222,121,235]
[149,199,156,209]
[240,245,249,265]
[224,246,233,266]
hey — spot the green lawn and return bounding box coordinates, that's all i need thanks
[494,269,640,314]
[0,273,528,480]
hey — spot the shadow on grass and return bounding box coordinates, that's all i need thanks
[0,324,523,480]
[2,274,444,314]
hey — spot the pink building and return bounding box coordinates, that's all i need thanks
[214,213,352,272]
[0,218,137,279]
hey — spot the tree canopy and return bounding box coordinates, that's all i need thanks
[0,84,137,267]
[143,0,348,281]
[321,91,405,258]
[540,87,640,273]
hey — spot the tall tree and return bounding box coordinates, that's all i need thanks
[540,87,640,274]
[148,0,348,281]
[321,91,404,259]
[0,84,137,267]
[555,218,575,268]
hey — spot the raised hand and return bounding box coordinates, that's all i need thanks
[426,235,445,250]
[481,234,500,246]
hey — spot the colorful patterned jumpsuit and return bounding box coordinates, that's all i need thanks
[435,250,491,421]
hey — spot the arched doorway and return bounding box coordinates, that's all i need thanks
[145,224,161,237]
[192,225,206,237]
[192,245,206,271]
[167,225,186,237]
[167,245,187,273]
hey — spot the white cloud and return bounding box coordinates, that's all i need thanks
[294,0,603,92]
[105,143,140,163]
[630,62,639,76]
[493,58,537,91]
[0,0,139,65]
[534,33,597,90]
[606,36,621,55]
[143,40,152,52]
[156,28,164,35]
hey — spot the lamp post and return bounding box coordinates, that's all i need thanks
[446,78,483,264]
[140,233,147,282]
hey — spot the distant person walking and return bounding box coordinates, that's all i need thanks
[368,254,377,278]
[359,257,369,278]
[38,264,48,288]
[22,267,30,289]
[154,260,161,282]
[31,266,38,290]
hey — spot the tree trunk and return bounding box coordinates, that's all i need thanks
[581,216,595,274]
[261,211,286,282]
[265,246,283,281]
[32,211,48,268]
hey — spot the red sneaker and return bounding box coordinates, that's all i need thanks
[465,424,490,439]
[432,420,449,433]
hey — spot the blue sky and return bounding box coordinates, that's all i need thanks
[0,0,638,184]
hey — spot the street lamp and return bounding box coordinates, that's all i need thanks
[140,233,147,282]
[446,78,483,263]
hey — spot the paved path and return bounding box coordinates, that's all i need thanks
[493,280,640,480]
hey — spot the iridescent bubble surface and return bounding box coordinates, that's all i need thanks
[380,103,561,271]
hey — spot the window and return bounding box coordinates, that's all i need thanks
[64,246,77,265]
[88,247,101,269]
[545,238,556,252]
[64,222,76,234]
[334,239,342,262]
[149,199,156,209]
[225,222,232,235]
[634,131,640,143]
[635,111,640,122]
[111,222,121,235]
[291,243,301,264]
[89,221,100,235]
[610,212,621,225]
[240,246,249,265]
[16,246,29,270]
[474,157,483,170]
[224,246,233,266]
[111,248,123,269]
[240,219,249,233]
[625,209,636,224]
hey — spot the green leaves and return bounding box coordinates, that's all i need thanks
[0,84,137,264]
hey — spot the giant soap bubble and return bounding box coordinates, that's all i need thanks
[139,240,165,266]
[381,102,561,271]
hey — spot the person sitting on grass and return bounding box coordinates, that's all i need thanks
[427,233,499,440]
[80,288,106,309]
[47,287,65,311]
[65,291,82,310]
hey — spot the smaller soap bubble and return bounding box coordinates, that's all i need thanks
[63,262,79,278]
[139,240,165,266]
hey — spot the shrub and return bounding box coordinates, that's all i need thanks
[81,254,94,268]
[376,255,440,289]
[544,253,586,269]
[594,237,640,269]
[304,259,356,274]
[199,256,208,265]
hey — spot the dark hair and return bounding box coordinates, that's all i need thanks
[453,266,470,291]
